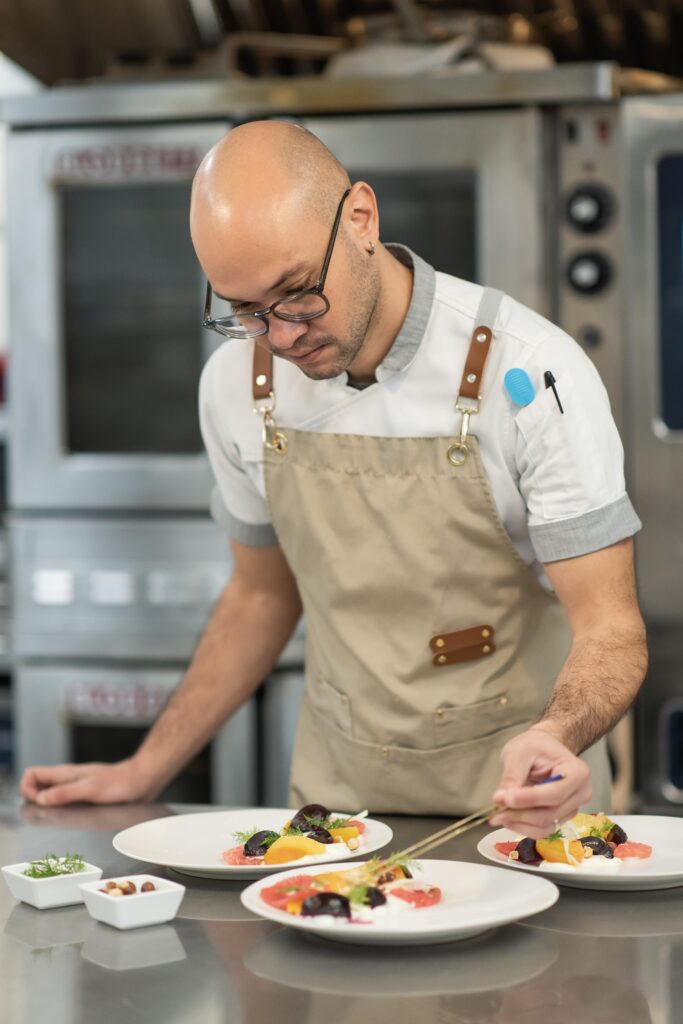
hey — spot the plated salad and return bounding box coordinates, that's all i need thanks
[259,857,442,923]
[495,813,652,871]
[223,802,368,867]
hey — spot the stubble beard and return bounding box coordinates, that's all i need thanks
[283,255,381,382]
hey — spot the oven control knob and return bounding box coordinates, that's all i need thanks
[566,251,613,295]
[565,185,614,233]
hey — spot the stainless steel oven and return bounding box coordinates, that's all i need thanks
[7,122,228,511]
[622,96,683,811]
[14,662,257,805]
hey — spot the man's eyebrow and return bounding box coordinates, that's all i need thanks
[216,262,310,304]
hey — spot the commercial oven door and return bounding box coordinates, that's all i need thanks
[15,662,257,806]
[7,122,228,512]
[622,96,683,810]
[295,109,548,314]
[622,96,683,618]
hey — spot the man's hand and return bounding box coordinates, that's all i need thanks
[19,759,153,807]
[489,725,592,838]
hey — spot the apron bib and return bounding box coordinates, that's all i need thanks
[252,288,611,815]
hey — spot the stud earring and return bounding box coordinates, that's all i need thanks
[367,241,375,256]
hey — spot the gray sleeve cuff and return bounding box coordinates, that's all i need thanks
[530,493,642,563]
[209,487,279,548]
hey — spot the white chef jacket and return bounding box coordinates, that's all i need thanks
[199,246,640,585]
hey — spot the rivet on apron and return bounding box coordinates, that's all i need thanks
[381,746,389,757]
[483,645,492,654]
[436,709,444,720]
[255,373,267,387]
[481,628,491,638]
[340,695,349,705]
[435,638,445,648]
[476,331,487,343]
[436,654,447,665]
[499,696,509,706]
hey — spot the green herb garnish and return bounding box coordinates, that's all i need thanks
[232,827,260,844]
[303,815,352,830]
[282,826,307,838]
[23,853,86,879]
[546,829,563,842]
[365,850,414,877]
[347,884,371,905]
[588,826,604,837]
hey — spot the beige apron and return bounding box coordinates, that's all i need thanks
[253,287,611,815]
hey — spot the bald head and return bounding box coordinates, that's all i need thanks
[190,121,351,290]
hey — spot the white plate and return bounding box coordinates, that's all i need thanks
[113,808,392,880]
[243,922,559,995]
[240,858,559,946]
[478,815,683,891]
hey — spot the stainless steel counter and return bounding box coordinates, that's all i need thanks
[1,802,681,1023]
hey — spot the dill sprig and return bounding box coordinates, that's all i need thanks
[363,850,414,881]
[232,827,260,844]
[23,853,86,879]
[546,829,563,842]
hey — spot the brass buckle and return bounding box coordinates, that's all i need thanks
[254,392,288,453]
[448,395,481,466]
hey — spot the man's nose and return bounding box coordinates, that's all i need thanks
[266,315,310,351]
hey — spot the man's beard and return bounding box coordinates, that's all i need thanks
[274,264,380,381]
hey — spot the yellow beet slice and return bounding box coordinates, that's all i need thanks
[570,812,614,838]
[328,826,360,843]
[262,835,326,865]
[536,838,584,865]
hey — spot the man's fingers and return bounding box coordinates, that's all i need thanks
[494,769,587,812]
[491,787,593,837]
[34,779,94,806]
[20,764,82,801]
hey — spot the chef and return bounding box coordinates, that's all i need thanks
[20,121,647,837]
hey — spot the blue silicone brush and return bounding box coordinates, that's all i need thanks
[504,368,536,407]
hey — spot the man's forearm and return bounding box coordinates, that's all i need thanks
[130,576,302,797]
[533,622,648,755]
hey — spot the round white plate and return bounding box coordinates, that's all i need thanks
[243,922,559,995]
[113,809,392,880]
[478,815,683,891]
[239,858,559,946]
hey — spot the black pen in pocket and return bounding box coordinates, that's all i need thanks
[543,371,564,414]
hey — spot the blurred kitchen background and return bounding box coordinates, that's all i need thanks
[0,0,681,812]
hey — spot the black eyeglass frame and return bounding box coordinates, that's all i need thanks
[202,187,352,339]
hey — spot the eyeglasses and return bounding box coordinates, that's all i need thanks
[202,188,351,340]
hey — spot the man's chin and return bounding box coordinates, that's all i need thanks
[280,342,349,381]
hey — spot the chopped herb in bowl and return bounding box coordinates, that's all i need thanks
[23,853,86,879]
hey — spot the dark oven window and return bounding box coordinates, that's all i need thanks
[61,184,203,455]
[657,155,683,431]
[355,170,477,282]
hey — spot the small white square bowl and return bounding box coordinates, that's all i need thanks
[78,874,185,930]
[2,861,103,909]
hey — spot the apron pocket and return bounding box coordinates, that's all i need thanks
[292,702,539,815]
[433,693,524,747]
[315,675,353,735]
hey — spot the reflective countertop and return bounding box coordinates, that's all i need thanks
[1,802,681,1024]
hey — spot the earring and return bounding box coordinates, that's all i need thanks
[367,241,375,256]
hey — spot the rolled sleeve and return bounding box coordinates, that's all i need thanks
[209,486,278,547]
[530,494,642,563]
[514,332,642,561]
